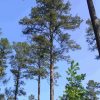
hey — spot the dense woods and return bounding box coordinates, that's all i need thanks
[0,0,100,100]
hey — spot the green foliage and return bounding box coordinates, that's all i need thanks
[86,19,100,58]
[85,80,100,100]
[0,38,11,79]
[60,61,86,100]
[25,35,49,79]
[19,0,82,62]
[86,19,96,51]
[20,1,82,99]
[9,42,30,98]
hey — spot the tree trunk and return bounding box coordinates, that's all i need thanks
[50,63,54,100]
[14,67,20,100]
[38,75,40,100]
[87,0,100,57]
[50,2,54,99]
[50,31,54,100]
[38,55,41,100]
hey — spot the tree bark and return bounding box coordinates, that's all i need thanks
[50,62,54,100]
[14,67,20,100]
[49,1,55,99]
[38,53,41,100]
[38,75,40,100]
[87,0,100,57]
[38,59,41,100]
[50,27,54,100]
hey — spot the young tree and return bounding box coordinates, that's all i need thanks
[20,0,82,100]
[60,61,86,100]
[85,80,100,100]
[10,42,30,100]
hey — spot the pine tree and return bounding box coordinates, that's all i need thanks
[10,42,30,100]
[20,0,82,100]
[60,61,86,100]
[0,38,11,83]
[85,80,100,100]
[26,35,49,100]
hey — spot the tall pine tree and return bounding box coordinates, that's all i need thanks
[26,35,49,100]
[20,0,82,100]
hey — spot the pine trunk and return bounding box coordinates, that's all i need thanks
[87,0,100,56]
[14,67,20,100]
[50,63,54,100]
[49,5,54,98]
[38,56,41,100]
[50,28,54,100]
[38,75,40,100]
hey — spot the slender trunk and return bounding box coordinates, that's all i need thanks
[14,67,20,100]
[38,56,41,100]
[50,61,54,100]
[87,0,100,56]
[38,75,40,100]
[50,26,54,100]
[50,1,54,99]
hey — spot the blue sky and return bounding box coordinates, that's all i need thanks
[0,0,100,100]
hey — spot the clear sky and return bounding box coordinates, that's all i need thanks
[0,0,100,100]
